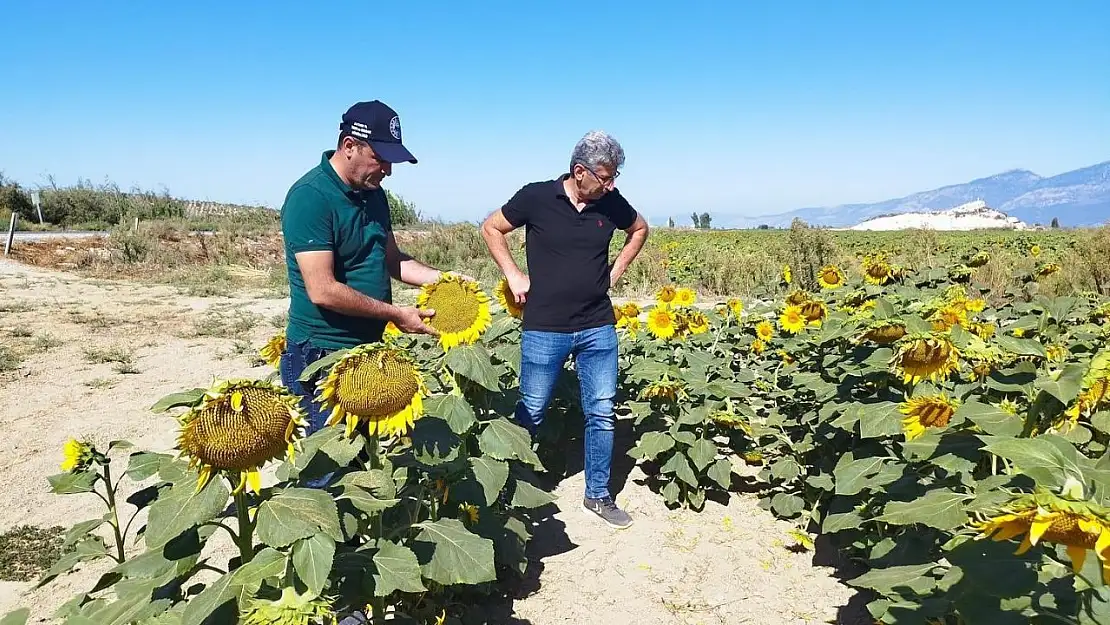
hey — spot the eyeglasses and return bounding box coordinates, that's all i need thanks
[582,164,619,187]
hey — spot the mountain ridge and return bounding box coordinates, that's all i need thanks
[713,159,1110,229]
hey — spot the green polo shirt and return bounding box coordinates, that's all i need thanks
[280,150,392,350]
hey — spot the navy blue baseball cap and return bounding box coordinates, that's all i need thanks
[339,100,417,164]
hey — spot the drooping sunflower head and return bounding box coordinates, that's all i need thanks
[416,273,492,349]
[968,251,991,268]
[948,264,973,283]
[495,277,524,319]
[674,287,697,308]
[755,320,774,342]
[177,379,307,495]
[727,298,743,317]
[60,438,93,473]
[242,587,336,625]
[317,344,427,440]
[899,392,959,440]
[861,253,893,285]
[779,305,806,334]
[817,265,846,289]
[861,320,907,345]
[785,289,811,307]
[972,491,1110,580]
[890,332,961,385]
[259,330,286,368]
[970,321,997,340]
[646,306,677,340]
[685,310,710,335]
[640,377,687,403]
[751,339,766,355]
[621,302,641,319]
[1037,262,1061,278]
[656,285,677,304]
[800,299,827,325]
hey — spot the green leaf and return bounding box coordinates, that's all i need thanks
[149,388,206,413]
[445,344,500,391]
[298,349,348,382]
[411,416,462,466]
[48,470,98,495]
[859,402,904,439]
[629,431,674,461]
[707,459,732,490]
[1034,362,1087,406]
[180,548,285,625]
[256,488,343,548]
[292,534,335,597]
[687,439,717,472]
[478,418,542,468]
[833,455,886,496]
[0,609,29,625]
[65,518,106,548]
[662,453,698,487]
[877,488,971,530]
[770,457,802,482]
[143,475,230,550]
[371,540,426,596]
[424,394,477,434]
[510,478,557,509]
[848,563,939,595]
[981,434,1086,490]
[414,518,497,585]
[677,404,711,426]
[339,485,401,514]
[956,400,1022,437]
[770,493,804,517]
[997,336,1047,358]
[822,511,863,533]
[482,316,518,343]
[126,452,174,481]
[661,479,681,505]
[469,457,509,506]
[336,469,396,500]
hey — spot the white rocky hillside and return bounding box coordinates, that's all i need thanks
[847,200,1030,231]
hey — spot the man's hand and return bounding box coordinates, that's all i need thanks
[393,306,439,336]
[443,270,478,283]
[506,271,530,304]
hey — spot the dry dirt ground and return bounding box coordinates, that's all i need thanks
[0,258,867,625]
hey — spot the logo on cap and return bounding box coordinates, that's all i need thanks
[389,116,401,140]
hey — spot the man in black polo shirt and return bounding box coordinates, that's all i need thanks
[480,130,649,529]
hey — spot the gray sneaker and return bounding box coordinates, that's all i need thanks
[582,496,633,529]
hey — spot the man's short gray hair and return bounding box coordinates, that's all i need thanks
[569,130,625,173]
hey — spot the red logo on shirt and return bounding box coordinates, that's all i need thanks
[597,220,604,227]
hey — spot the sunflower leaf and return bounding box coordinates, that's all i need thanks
[445,344,500,392]
[955,400,1022,437]
[876,488,971,530]
[482,316,518,343]
[629,432,674,461]
[297,349,348,382]
[143,475,230,550]
[707,459,732,490]
[469,456,509,506]
[424,394,477,435]
[149,388,206,413]
[48,470,98,495]
[847,563,940,595]
[478,418,543,469]
[292,533,335,597]
[980,434,1088,491]
[859,402,904,438]
[255,488,343,548]
[371,540,426,596]
[126,451,174,481]
[1033,362,1086,406]
[997,336,1048,359]
[413,518,497,586]
[0,608,29,625]
[338,485,401,515]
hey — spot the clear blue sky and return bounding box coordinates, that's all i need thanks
[1,1,1107,224]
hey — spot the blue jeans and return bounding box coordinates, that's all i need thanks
[514,325,619,500]
[280,338,336,488]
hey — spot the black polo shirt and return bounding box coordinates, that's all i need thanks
[501,174,638,333]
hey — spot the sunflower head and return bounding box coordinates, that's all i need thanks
[782,265,793,285]
[674,287,697,307]
[60,438,93,473]
[800,299,827,325]
[495,277,524,319]
[621,302,641,319]
[972,491,1110,580]
[779,305,806,334]
[242,587,336,625]
[1037,262,1061,278]
[416,273,492,350]
[861,253,893,285]
[817,265,846,289]
[1031,244,1042,257]
[890,332,961,385]
[656,285,677,304]
[640,377,687,403]
[751,339,766,355]
[755,320,774,342]
[727,298,743,317]
[685,310,710,334]
[968,251,991,268]
[899,393,959,440]
[646,306,677,340]
[930,303,969,332]
[861,320,907,345]
[260,330,286,368]
[317,344,427,440]
[177,379,307,495]
[785,289,811,307]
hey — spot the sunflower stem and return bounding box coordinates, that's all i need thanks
[366,433,387,623]
[100,461,126,563]
[234,491,254,566]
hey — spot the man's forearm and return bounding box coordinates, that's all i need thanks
[399,258,442,287]
[482,228,523,277]
[611,229,648,282]
[313,281,401,321]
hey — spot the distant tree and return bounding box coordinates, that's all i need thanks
[1051,217,1060,229]
[758,224,770,230]
[386,189,420,227]
[691,212,699,228]
[667,217,675,228]
[699,212,712,229]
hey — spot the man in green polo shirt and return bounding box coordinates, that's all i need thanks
[279,100,454,440]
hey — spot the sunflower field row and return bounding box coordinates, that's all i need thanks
[615,246,1110,624]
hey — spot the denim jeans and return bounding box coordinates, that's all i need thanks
[514,325,619,500]
[280,338,336,488]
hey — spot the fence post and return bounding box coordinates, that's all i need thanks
[4,212,16,256]
[31,191,44,224]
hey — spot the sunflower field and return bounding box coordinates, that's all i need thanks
[617,244,1110,624]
